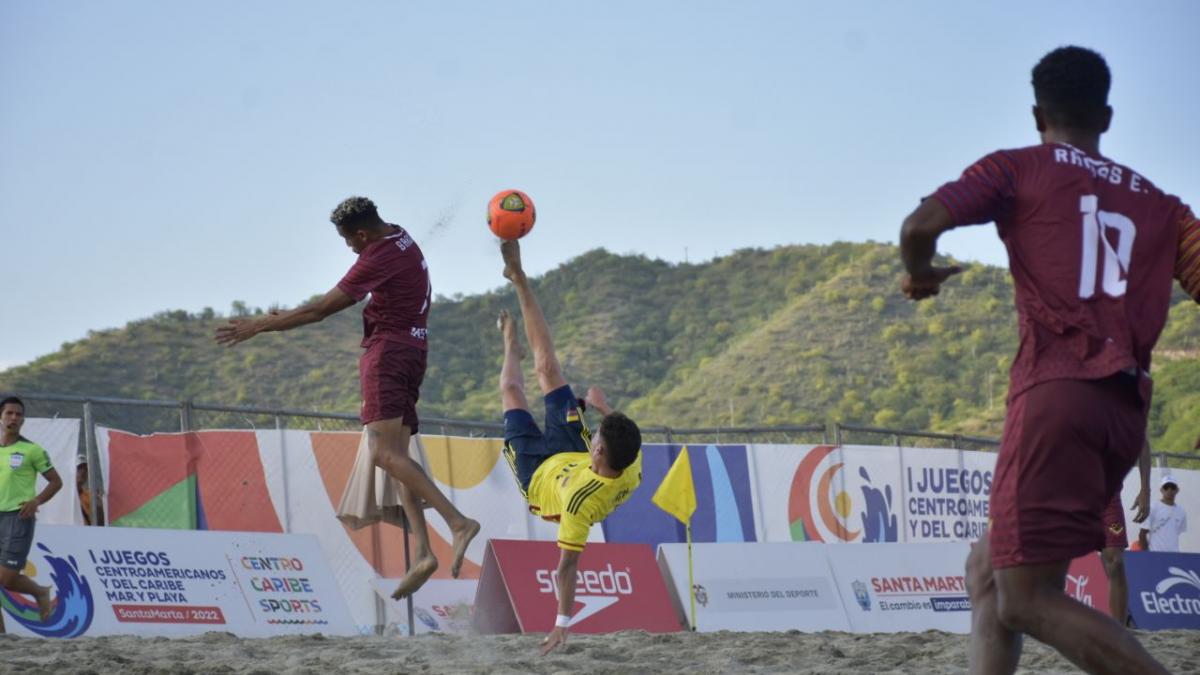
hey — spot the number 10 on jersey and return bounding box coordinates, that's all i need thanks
[1079,195,1136,299]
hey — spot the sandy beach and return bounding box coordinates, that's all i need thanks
[1,629,1196,674]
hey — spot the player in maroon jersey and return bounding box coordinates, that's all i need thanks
[899,46,1199,674]
[217,196,479,599]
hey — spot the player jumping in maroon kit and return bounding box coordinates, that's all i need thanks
[899,46,1200,674]
[217,196,479,599]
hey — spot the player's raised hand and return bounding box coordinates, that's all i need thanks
[540,626,568,656]
[900,265,962,301]
[215,317,264,346]
[585,386,612,416]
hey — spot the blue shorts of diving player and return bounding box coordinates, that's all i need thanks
[502,385,592,496]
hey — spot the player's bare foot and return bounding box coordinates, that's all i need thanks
[501,240,526,282]
[449,518,481,578]
[34,586,53,621]
[391,555,438,599]
[498,310,525,360]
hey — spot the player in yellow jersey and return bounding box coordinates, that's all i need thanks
[497,239,642,656]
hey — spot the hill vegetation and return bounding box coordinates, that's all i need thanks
[3,242,1197,452]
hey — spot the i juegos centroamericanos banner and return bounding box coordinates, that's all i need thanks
[0,525,357,638]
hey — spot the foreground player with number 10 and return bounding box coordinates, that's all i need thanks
[899,46,1200,675]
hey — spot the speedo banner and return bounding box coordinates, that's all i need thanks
[0,525,356,638]
[473,539,680,634]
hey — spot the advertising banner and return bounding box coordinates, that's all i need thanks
[371,578,477,635]
[656,542,849,632]
[601,444,757,548]
[0,525,356,638]
[1125,552,1200,630]
[1065,553,1111,617]
[473,539,680,634]
[752,445,903,544]
[826,542,972,633]
[901,448,992,543]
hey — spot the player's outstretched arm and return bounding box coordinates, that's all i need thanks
[899,198,962,301]
[541,548,581,656]
[215,287,356,346]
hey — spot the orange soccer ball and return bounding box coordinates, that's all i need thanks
[487,189,536,240]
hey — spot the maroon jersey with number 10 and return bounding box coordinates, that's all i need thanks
[337,225,432,350]
[931,142,1194,401]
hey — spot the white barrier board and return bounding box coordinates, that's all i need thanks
[656,542,849,632]
[370,578,477,635]
[826,542,972,633]
[0,525,357,638]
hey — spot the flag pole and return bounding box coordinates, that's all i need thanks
[687,521,696,631]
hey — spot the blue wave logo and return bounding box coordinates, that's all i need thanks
[859,467,898,543]
[0,543,95,638]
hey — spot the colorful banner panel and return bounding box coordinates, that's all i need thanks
[0,525,356,638]
[601,444,758,548]
[753,445,905,544]
[98,428,587,631]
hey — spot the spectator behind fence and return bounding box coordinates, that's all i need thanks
[1139,476,1188,552]
[0,396,63,633]
[76,454,105,526]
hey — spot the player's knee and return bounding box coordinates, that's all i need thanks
[965,545,992,599]
[0,568,18,588]
[994,589,1035,632]
[532,358,560,382]
[500,380,524,398]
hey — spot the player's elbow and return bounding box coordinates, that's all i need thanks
[900,211,937,245]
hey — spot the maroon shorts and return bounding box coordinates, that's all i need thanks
[989,374,1145,569]
[359,340,427,430]
[1101,494,1128,550]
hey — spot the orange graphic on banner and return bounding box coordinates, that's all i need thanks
[106,431,282,533]
[310,433,481,580]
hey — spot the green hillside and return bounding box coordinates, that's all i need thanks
[2,242,1197,452]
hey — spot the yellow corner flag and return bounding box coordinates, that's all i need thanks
[652,446,696,524]
[652,446,699,631]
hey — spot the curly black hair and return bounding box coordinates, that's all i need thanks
[330,196,381,231]
[599,411,642,471]
[1031,46,1111,132]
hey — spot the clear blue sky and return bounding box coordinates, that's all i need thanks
[3,1,1198,369]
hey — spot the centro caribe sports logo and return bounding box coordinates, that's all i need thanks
[788,446,898,543]
[0,543,95,638]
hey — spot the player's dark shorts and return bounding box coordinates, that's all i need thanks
[359,340,426,431]
[502,385,591,495]
[1102,494,1129,550]
[0,511,36,571]
[989,373,1145,569]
